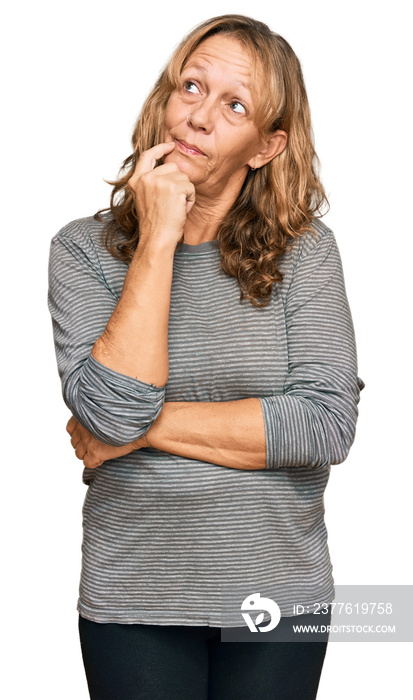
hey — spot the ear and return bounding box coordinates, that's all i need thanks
[247,130,288,170]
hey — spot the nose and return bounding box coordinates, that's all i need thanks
[187,97,216,133]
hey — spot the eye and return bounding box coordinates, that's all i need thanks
[229,101,246,115]
[183,80,200,95]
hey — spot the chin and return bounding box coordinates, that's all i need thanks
[165,151,202,182]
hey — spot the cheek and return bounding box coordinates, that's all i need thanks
[215,131,256,168]
[162,106,172,135]
[164,94,186,129]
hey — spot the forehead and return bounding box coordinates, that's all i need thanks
[182,34,260,89]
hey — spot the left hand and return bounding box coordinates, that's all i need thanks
[66,416,148,469]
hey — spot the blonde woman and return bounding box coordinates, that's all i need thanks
[48,14,363,700]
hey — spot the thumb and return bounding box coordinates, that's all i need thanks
[186,185,196,214]
[186,199,195,214]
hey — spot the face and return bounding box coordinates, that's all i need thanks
[162,35,268,198]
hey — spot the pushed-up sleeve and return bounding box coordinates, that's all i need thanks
[48,223,165,446]
[259,227,364,469]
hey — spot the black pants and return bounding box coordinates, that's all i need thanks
[79,612,330,700]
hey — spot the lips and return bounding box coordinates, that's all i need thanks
[175,139,207,157]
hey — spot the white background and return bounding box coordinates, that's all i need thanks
[2,0,412,697]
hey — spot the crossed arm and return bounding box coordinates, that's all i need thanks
[67,397,266,470]
[61,221,266,470]
[50,220,363,475]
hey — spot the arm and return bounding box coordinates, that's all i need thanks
[48,143,195,446]
[66,399,266,470]
[144,227,362,470]
[92,141,195,386]
[258,225,364,469]
[68,226,363,471]
[145,399,266,469]
[48,226,165,446]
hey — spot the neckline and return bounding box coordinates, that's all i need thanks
[176,239,219,255]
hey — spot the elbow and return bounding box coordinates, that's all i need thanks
[312,407,359,468]
[318,376,363,467]
[262,395,360,470]
[63,356,166,446]
[261,373,363,470]
[327,417,358,467]
[68,395,164,446]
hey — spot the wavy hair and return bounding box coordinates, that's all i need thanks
[95,14,328,306]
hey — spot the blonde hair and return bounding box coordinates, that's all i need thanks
[96,14,328,306]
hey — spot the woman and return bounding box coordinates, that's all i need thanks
[48,14,363,700]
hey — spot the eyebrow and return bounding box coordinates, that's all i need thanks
[182,62,252,93]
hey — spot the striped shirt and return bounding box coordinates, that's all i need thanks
[48,215,363,625]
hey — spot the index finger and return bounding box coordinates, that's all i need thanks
[66,416,78,435]
[135,141,176,175]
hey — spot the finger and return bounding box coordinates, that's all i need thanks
[158,172,194,198]
[66,416,78,435]
[129,162,180,188]
[70,430,81,449]
[184,182,196,212]
[186,182,196,202]
[69,423,83,448]
[135,141,176,176]
[83,455,103,470]
[75,444,87,460]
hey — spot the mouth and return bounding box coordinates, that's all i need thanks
[174,139,207,157]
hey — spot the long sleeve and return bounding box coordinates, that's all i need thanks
[48,219,165,446]
[259,224,364,469]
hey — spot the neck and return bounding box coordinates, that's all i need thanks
[183,167,248,245]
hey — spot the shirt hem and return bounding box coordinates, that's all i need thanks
[77,595,335,627]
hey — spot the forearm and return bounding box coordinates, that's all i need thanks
[144,399,267,470]
[92,143,196,387]
[92,238,174,387]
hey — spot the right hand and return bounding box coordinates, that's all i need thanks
[128,141,196,247]
[66,416,148,469]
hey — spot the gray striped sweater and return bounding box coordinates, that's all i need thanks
[48,215,363,625]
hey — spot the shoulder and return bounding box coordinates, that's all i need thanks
[291,218,336,259]
[49,215,128,294]
[276,219,342,299]
[49,213,126,270]
[279,219,338,271]
[51,214,107,252]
